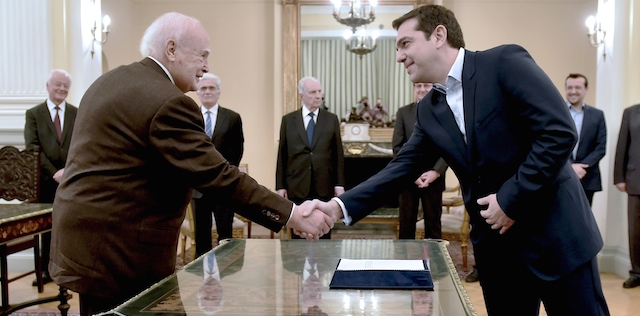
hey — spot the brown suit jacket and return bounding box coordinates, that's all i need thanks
[50,58,293,299]
[614,103,640,195]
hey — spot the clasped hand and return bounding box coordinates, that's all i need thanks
[478,193,515,235]
[286,200,343,240]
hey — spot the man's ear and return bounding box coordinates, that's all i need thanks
[433,25,448,48]
[166,39,177,61]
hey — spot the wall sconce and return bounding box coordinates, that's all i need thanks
[585,15,605,47]
[90,15,111,59]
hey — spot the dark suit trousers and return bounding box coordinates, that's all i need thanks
[398,187,442,239]
[40,180,58,273]
[193,195,234,257]
[629,195,640,277]
[474,235,609,316]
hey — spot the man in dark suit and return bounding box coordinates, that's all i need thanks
[313,5,609,315]
[24,69,77,286]
[276,76,345,239]
[192,73,244,256]
[614,103,640,289]
[49,12,333,316]
[393,82,447,239]
[565,73,607,205]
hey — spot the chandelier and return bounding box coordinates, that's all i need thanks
[343,26,380,59]
[331,0,377,32]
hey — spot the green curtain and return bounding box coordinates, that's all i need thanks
[301,38,413,122]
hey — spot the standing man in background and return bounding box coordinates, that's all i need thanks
[614,103,640,289]
[24,69,77,286]
[193,73,244,257]
[565,73,607,205]
[276,76,345,239]
[392,82,447,239]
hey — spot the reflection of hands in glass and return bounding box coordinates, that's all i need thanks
[199,252,223,315]
[300,253,327,316]
[287,199,334,240]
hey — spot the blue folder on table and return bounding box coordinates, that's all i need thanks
[329,259,434,290]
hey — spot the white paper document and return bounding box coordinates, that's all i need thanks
[336,259,425,271]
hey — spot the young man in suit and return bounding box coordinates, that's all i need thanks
[192,73,244,256]
[276,76,345,239]
[565,73,607,205]
[49,13,333,316]
[614,103,640,289]
[24,69,77,286]
[313,5,609,315]
[392,82,447,239]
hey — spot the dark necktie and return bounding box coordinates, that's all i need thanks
[205,110,213,138]
[53,106,62,141]
[307,112,315,146]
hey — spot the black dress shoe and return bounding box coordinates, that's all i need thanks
[465,267,479,283]
[31,271,53,286]
[623,276,640,288]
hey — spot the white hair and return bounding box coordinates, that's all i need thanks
[298,76,321,94]
[199,73,221,90]
[48,69,72,84]
[139,12,201,58]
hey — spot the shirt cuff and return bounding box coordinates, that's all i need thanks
[285,204,296,226]
[331,197,352,226]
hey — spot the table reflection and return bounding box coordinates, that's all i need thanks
[107,239,475,316]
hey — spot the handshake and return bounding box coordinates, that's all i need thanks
[285,199,344,240]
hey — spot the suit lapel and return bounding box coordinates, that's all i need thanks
[462,50,477,164]
[212,107,228,143]
[429,91,468,162]
[311,110,327,149]
[294,110,309,147]
[61,103,75,144]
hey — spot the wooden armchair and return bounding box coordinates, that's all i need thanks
[179,203,245,263]
[0,145,45,306]
[416,170,470,272]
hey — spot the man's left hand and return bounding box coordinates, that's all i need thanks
[478,193,515,234]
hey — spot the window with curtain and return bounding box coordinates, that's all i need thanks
[301,38,413,122]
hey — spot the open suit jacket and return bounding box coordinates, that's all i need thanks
[614,103,640,195]
[24,101,77,202]
[338,45,603,281]
[50,58,293,299]
[570,105,607,192]
[276,108,345,202]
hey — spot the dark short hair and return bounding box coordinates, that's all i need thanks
[566,73,589,88]
[392,4,465,49]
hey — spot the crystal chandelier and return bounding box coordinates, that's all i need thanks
[343,27,380,59]
[331,0,377,32]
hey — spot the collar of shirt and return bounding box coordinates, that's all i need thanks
[302,104,319,121]
[147,56,175,85]
[46,99,66,127]
[567,102,585,112]
[201,103,219,116]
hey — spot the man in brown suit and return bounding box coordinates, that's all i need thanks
[614,103,640,289]
[49,12,333,316]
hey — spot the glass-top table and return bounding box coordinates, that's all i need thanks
[107,239,477,315]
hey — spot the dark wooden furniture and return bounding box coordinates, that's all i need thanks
[0,203,72,316]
